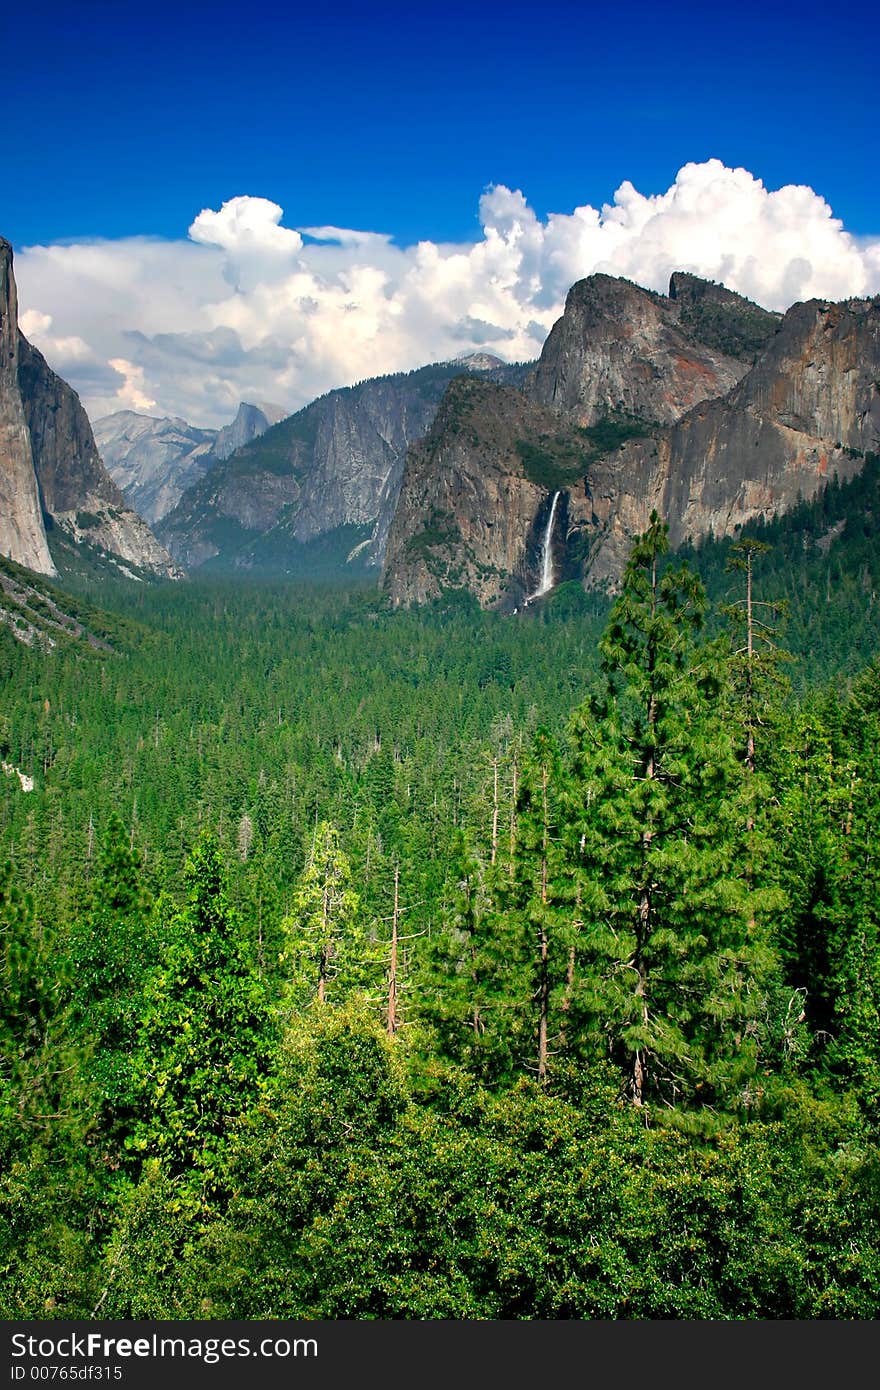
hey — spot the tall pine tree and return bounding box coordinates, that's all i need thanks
[570,514,773,1111]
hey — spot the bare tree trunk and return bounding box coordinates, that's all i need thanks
[630,551,658,1106]
[491,756,499,866]
[318,880,330,1003]
[559,940,576,1052]
[509,752,518,882]
[387,863,400,1037]
[746,548,755,785]
[537,763,550,1085]
[257,891,264,979]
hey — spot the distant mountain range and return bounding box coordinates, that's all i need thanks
[94,401,287,526]
[3,222,878,605]
[153,354,530,573]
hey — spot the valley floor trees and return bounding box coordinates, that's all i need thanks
[1,524,879,1317]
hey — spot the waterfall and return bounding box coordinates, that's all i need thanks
[532,490,561,599]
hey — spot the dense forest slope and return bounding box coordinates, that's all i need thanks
[2,505,880,1316]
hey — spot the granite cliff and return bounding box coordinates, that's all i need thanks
[95,400,286,526]
[0,240,55,574]
[381,377,579,608]
[382,275,879,607]
[0,238,180,581]
[579,292,880,585]
[529,273,775,425]
[157,357,528,572]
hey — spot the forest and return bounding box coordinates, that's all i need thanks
[2,479,880,1319]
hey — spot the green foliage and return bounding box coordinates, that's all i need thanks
[578,412,653,455]
[281,822,367,1010]
[681,453,880,685]
[516,434,590,490]
[129,835,275,1191]
[674,282,780,362]
[517,415,652,490]
[569,515,774,1109]
[404,508,463,559]
[1,513,880,1316]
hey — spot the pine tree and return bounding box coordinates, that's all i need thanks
[65,813,154,1154]
[132,834,274,1191]
[281,822,365,1010]
[570,514,772,1110]
[419,829,522,1081]
[498,730,576,1083]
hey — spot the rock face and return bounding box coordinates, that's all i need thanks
[95,401,287,526]
[158,359,529,572]
[382,274,880,607]
[94,412,218,525]
[383,377,580,607]
[212,401,287,461]
[16,337,182,579]
[583,294,880,585]
[0,240,56,575]
[0,237,181,581]
[530,274,777,425]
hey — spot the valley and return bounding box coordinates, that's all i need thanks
[2,226,880,1322]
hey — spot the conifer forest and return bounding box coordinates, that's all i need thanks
[2,492,880,1320]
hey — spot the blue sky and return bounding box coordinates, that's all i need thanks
[6,0,878,426]
[4,0,877,248]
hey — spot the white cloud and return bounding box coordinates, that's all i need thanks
[107,358,157,412]
[13,160,880,428]
[19,308,53,337]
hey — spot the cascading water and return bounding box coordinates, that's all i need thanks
[530,490,561,600]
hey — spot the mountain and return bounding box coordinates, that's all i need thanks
[0,238,181,582]
[95,400,287,526]
[581,291,880,586]
[156,358,530,573]
[529,272,775,425]
[0,239,55,574]
[212,400,288,460]
[381,274,878,607]
[0,550,144,654]
[380,376,581,608]
[93,412,217,526]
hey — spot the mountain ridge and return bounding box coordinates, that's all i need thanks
[381,274,879,607]
[156,357,531,573]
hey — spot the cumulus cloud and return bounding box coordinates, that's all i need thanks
[107,358,156,412]
[13,160,880,428]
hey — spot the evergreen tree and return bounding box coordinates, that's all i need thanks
[570,514,773,1110]
[65,813,154,1158]
[281,822,366,1011]
[131,834,274,1192]
[419,829,521,1082]
[497,730,576,1083]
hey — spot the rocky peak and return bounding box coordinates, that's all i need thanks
[382,375,594,609]
[213,400,288,461]
[453,352,507,372]
[95,410,217,526]
[382,272,880,607]
[0,239,57,575]
[578,292,880,587]
[668,271,782,362]
[0,236,181,581]
[530,272,750,427]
